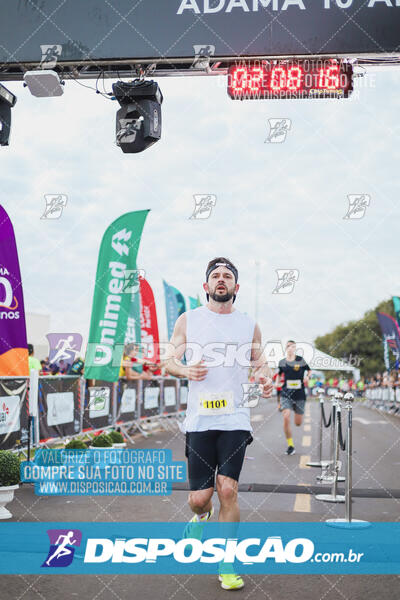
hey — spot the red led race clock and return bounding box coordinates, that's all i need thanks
[227,59,353,100]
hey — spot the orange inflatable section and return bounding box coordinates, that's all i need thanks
[0,348,29,376]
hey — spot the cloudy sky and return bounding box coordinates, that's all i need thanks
[2,66,400,352]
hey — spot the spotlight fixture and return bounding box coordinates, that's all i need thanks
[0,83,17,146]
[112,79,163,153]
[23,70,64,97]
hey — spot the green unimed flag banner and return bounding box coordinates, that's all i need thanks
[85,210,149,382]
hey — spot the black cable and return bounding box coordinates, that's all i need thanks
[337,410,346,451]
[65,72,114,100]
[321,402,331,428]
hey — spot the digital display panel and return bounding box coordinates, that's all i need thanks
[227,59,353,100]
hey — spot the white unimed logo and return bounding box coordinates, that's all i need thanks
[84,536,314,564]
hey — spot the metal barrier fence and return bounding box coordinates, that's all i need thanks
[364,386,400,415]
[0,376,30,450]
[0,373,187,451]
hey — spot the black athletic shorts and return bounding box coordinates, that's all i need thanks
[185,429,253,491]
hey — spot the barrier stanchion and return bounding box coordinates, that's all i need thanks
[178,378,188,412]
[316,391,345,503]
[27,416,32,461]
[317,392,345,483]
[307,388,325,468]
[27,369,39,459]
[327,393,370,528]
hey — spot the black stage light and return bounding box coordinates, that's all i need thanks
[112,79,163,154]
[0,83,17,146]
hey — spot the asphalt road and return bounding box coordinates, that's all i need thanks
[3,398,400,600]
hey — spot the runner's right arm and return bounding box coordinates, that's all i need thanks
[162,313,208,381]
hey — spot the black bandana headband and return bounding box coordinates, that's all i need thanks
[206,262,238,283]
[205,262,238,303]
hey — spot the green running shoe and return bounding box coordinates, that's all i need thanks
[219,574,245,590]
[182,507,214,541]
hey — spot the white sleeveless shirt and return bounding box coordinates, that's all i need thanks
[182,305,255,433]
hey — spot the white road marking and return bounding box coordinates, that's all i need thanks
[299,455,311,469]
[251,414,264,422]
[294,483,311,512]
[353,417,388,425]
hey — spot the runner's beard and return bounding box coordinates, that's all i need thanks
[210,287,235,303]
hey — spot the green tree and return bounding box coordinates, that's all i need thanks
[314,298,395,377]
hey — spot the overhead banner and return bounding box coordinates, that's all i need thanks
[85,210,149,382]
[0,1,398,68]
[163,280,180,340]
[376,312,400,370]
[0,205,29,376]
[140,278,160,366]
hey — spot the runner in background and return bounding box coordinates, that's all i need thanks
[278,340,310,456]
[356,377,365,397]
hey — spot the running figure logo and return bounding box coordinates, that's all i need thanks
[122,269,145,294]
[40,45,62,69]
[344,194,370,219]
[240,383,263,408]
[42,529,82,568]
[265,119,291,144]
[189,195,217,219]
[272,269,299,294]
[41,194,67,219]
[46,333,83,366]
[192,45,215,69]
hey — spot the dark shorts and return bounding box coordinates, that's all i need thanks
[280,394,306,414]
[185,430,253,491]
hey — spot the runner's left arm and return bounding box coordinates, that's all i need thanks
[250,324,273,398]
[303,362,311,387]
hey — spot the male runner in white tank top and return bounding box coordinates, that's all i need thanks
[164,257,273,591]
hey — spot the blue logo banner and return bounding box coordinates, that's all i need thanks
[0,522,399,574]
